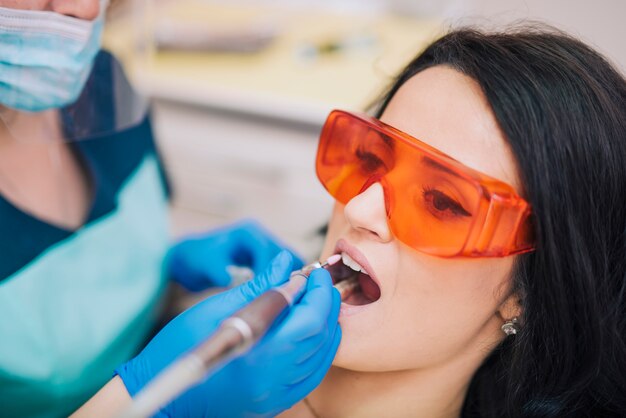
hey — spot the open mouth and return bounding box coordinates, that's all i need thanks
[327,252,381,306]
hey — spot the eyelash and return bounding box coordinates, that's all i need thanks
[422,187,471,219]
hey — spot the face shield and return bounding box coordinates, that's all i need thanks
[0,0,148,144]
[0,56,149,144]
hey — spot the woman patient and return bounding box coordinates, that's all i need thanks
[279,27,626,417]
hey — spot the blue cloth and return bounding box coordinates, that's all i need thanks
[0,51,170,418]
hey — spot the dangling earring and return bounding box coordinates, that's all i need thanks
[501,317,519,336]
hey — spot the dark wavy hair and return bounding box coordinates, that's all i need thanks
[373,27,626,417]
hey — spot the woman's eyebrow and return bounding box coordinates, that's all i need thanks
[420,155,456,175]
[382,135,394,148]
[369,132,394,149]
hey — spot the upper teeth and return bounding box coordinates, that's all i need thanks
[341,252,369,275]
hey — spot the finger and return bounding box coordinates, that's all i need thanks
[230,222,273,270]
[250,322,329,368]
[281,326,341,385]
[168,247,232,291]
[289,285,340,363]
[286,249,305,271]
[237,250,294,301]
[243,269,338,364]
[249,243,281,276]
[238,220,304,274]
[306,268,334,292]
[249,245,304,275]
[241,273,339,368]
[243,225,288,274]
[275,269,335,341]
[282,326,342,407]
[250,323,339,416]
[198,263,234,289]
[291,286,340,364]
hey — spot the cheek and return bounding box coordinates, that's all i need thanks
[337,256,514,371]
[320,203,346,258]
[394,258,514,363]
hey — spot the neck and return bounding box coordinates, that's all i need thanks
[0,107,91,229]
[0,107,62,145]
[302,336,499,418]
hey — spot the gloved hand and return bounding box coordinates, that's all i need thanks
[168,219,304,291]
[116,251,341,418]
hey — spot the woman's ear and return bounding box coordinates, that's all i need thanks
[497,291,523,322]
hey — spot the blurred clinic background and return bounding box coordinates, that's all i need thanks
[103,0,626,260]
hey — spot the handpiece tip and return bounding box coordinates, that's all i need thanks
[325,254,342,266]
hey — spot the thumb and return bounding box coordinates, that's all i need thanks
[237,250,294,301]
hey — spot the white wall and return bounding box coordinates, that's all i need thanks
[391,0,626,74]
[197,1,625,74]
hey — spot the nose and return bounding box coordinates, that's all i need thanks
[343,182,393,243]
[50,0,101,20]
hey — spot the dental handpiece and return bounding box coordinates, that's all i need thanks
[116,255,343,418]
[334,274,360,300]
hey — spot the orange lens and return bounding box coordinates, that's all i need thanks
[316,110,534,257]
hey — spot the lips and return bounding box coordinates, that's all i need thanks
[327,239,382,306]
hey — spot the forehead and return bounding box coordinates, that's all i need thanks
[380,66,521,189]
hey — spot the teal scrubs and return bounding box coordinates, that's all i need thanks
[0,52,170,417]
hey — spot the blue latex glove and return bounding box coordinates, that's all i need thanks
[116,251,341,418]
[168,220,304,291]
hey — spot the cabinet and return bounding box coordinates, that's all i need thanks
[152,100,331,259]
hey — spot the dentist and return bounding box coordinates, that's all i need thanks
[0,1,340,417]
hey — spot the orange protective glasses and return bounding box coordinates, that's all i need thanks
[315,110,535,257]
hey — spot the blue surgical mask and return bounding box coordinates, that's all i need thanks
[0,2,106,112]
